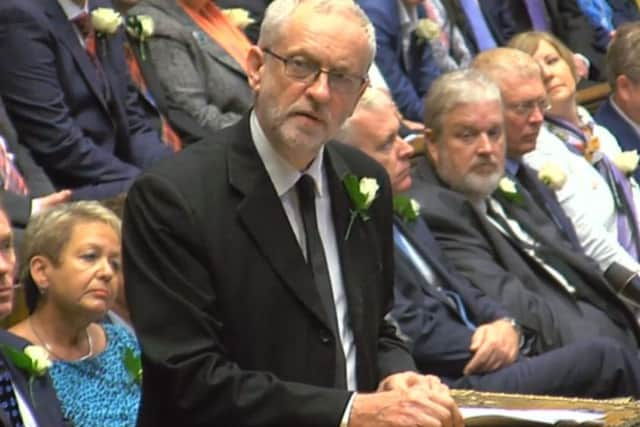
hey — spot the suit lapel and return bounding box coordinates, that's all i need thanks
[229,118,329,328]
[324,147,368,344]
[44,0,111,114]
[194,30,247,77]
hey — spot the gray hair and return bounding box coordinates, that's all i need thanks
[424,69,503,141]
[607,22,640,90]
[258,0,376,64]
[338,87,396,143]
[472,47,543,88]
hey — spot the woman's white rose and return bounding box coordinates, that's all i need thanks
[410,199,421,216]
[222,8,256,30]
[613,150,639,176]
[537,162,567,190]
[91,8,123,35]
[24,345,52,375]
[498,177,517,194]
[136,15,154,39]
[359,177,379,207]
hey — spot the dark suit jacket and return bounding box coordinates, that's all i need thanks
[595,98,640,182]
[357,0,441,121]
[392,216,510,377]
[409,157,640,353]
[122,115,416,426]
[0,0,172,201]
[608,0,640,27]
[480,0,607,81]
[0,97,54,228]
[0,330,68,426]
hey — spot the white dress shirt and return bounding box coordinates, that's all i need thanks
[57,0,90,46]
[250,112,357,391]
[524,123,640,272]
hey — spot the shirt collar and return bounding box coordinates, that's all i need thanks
[609,95,640,137]
[57,0,89,21]
[250,111,326,198]
[397,0,419,32]
[505,158,520,177]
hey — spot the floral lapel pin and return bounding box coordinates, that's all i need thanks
[613,150,639,177]
[125,15,154,60]
[222,8,256,30]
[497,177,523,204]
[123,347,142,385]
[91,8,123,37]
[415,18,440,44]
[343,174,379,240]
[393,195,420,223]
[0,344,52,404]
[537,162,567,190]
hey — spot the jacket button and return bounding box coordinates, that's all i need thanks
[320,331,332,345]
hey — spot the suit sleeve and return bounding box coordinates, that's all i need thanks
[122,172,351,427]
[0,7,142,195]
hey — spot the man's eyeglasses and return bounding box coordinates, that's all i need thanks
[506,98,551,117]
[263,48,367,95]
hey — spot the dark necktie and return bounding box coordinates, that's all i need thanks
[296,174,347,389]
[0,358,24,427]
[0,136,28,196]
[71,12,112,104]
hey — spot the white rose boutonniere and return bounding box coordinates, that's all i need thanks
[1,344,52,404]
[126,15,154,60]
[91,8,123,36]
[613,150,639,176]
[222,8,256,30]
[393,195,420,223]
[343,174,379,240]
[537,162,567,190]
[498,177,523,204]
[415,18,440,43]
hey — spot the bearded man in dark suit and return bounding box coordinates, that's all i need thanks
[122,1,462,426]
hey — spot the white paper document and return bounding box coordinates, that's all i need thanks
[461,407,605,426]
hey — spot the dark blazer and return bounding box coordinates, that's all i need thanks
[0,0,172,201]
[0,330,68,426]
[608,0,640,27]
[595,98,640,182]
[356,0,441,122]
[392,215,640,398]
[0,98,54,228]
[409,157,640,353]
[479,0,607,81]
[392,216,510,377]
[122,115,416,426]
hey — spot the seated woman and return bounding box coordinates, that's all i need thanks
[9,201,140,427]
[129,0,254,141]
[509,31,640,268]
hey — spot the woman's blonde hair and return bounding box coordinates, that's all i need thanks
[508,31,578,82]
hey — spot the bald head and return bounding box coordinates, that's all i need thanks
[472,48,547,160]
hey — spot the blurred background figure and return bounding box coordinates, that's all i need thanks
[128,0,253,143]
[10,201,140,427]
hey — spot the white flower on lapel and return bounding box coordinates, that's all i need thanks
[222,8,256,30]
[497,177,523,204]
[393,195,420,222]
[415,18,440,43]
[126,15,154,40]
[23,346,52,376]
[537,162,567,190]
[613,150,639,176]
[91,8,123,36]
[343,174,379,240]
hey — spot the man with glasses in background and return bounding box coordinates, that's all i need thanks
[123,0,462,426]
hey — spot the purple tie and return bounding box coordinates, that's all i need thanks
[524,0,550,31]
[458,0,496,51]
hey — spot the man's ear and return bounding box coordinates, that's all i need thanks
[424,128,439,164]
[246,46,265,92]
[616,74,633,103]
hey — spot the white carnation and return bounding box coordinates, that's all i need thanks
[91,8,123,35]
[613,150,639,175]
[359,177,379,207]
[24,345,52,375]
[537,162,567,190]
